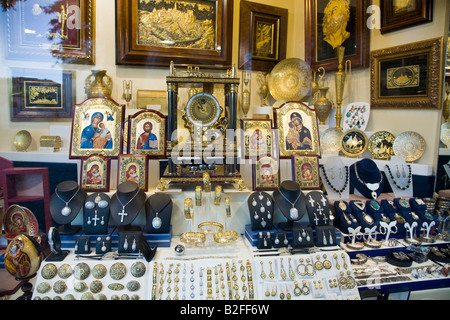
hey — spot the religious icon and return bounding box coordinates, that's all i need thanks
[118,154,148,191]
[81,154,111,192]
[292,155,321,190]
[252,156,280,191]
[241,119,273,159]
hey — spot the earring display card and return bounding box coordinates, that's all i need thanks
[75,236,91,254]
[95,236,112,254]
[118,231,142,254]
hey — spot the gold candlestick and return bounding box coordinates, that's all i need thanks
[334,46,351,130]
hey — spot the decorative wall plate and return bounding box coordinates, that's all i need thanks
[342,102,370,131]
[393,131,426,162]
[320,127,343,153]
[3,205,39,239]
[368,131,395,160]
[340,129,368,157]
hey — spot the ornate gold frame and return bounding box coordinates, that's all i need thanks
[291,155,320,190]
[370,37,444,109]
[241,118,274,159]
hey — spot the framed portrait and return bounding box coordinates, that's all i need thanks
[305,0,370,71]
[127,110,168,158]
[238,1,288,72]
[380,0,433,34]
[252,156,280,191]
[116,0,233,68]
[273,101,321,159]
[291,155,321,190]
[118,154,149,191]
[80,154,111,192]
[10,68,75,121]
[370,37,444,109]
[70,97,125,159]
[241,119,274,159]
[4,0,95,64]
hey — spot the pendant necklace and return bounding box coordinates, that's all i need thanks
[278,189,302,220]
[150,200,171,230]
[353,163,383,199]
[115,189,140,223]
[55,186,81,217]
[320,165,349,197]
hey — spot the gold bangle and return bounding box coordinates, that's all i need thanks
[214,185,222,206]
[214,231,239,244]
[198,222,224,234]
[184,198,194,220]
[203,173,211,193]
[195,186,202,206]
[225,197,231,218]
[180,232,206,246]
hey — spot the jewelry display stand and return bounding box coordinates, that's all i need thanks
[410,198,435,224]
[273,181,307,231]
[380,199,406,233]
[292,227,314,248]
[404,222,420,244]
[384,156,413,198]
[305,191,331,227]
[110,181,146,227]
[350,159,384,200]
[83,193,110,235]
[349,200,376,229]
[320,156,349,200]
[420,221,436,243]
[248,191,274,231]
[334,201,358,234]
[145,193,172,234]
[379,221,398,246]
[394,198,421,225]
[345,227,365,250]
[50,181,86,235]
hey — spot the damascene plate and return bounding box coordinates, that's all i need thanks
[393,131,426,162]
[340,129,368,157]
[368,131,395,160]
[320,127,344,152]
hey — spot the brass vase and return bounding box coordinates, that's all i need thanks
[314,87,333,125]
[85,70,113,98]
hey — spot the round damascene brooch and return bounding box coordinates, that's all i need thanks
[110,262,127,280]
[130,261,146,278]
[41,263,58,280]
[58,264,73,279]
[92,264,107,279]
[74,262,91,280]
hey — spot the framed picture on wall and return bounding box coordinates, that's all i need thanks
[80,154,111,192]
[305,0,370,71]
[291,155,321,190]
[10,68,75,121]
[252,156,280,191]
[380,0,433,34]
[118,154,149,191]
[70,97,125,159]
[4,0,95,64]
[241,119,274,159]
[238,0,288,72]
[116,0,233,68]
[370,37,444,109]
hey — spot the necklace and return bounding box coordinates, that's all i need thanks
[150,200,171,230]
[278,188,302,220]
[115,189,140,223]
[353,163,383,199]
[321,165,349,197]
[55,186,81,217]
[386,164,412,190]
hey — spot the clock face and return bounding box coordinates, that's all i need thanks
[186,93,221,128]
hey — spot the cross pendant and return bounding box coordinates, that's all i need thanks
[119,208,128,223]
[92,211,100,226]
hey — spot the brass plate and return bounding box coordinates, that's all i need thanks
[320,127,344,153]
[393,131,426,162]
[367,131,395,160]
[340,129,368,157]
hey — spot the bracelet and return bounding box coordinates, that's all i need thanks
[214,185,222,206]
[225,197,231,218]
[198,222,224,234]
[180,232,206,246]
[184,198,194,220]
[213,231,239,244]
[195,186,202,206]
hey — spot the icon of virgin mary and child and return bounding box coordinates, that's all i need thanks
[285,112,313,151]
[80,112,113,150]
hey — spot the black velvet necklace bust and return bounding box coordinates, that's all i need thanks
[305,191,330,227]
[350,159,384,199]
[50,180,86,230]
[273,181,307,230]
[110,181,146,227]
[145,193,172,234]
[83,193,110,235]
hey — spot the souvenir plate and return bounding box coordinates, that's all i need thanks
[340,129,368,157]
[393,131,426,162]
[320,127,343,153]
[342,102,370,131]
[368,131,395,160]
[3,204,39,240]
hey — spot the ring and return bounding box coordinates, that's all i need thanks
[180,232,206,247]
[195,186,202,206]
[198,222,224,234]
[213,231,239,244]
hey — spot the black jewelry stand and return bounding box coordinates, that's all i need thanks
[305,191,331,228]
[334,201,358,233]
[380,199,406,233]
[315,226,337,247]
[394,198,421,225]
[410,198,434,223]
[350,159,384,199]
[366,200,384,227]
[248,191,274,231]
[110,181,146,226]
[273,181,307,231]
[83,193,111,235]
[350,200,376,229]
[145,193,173,234]
[45,227,69,262]
[292,227,314,248]
[50,180,86,235]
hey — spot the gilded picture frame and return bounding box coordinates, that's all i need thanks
[4,0,95,64]
[69,97,125,159]
[380,0,433,34]
[273,101,320,159]
[127,109,168,159]
[305,0,370,71]
[238,0,288,72]
[291,155,321,190]
[118,154,149,191]
[116,0,233,68]
[80,154,111,192]
[10,68,75,121]
[370,37,444,109]
[241,119,274,159]
[252,156,280,191]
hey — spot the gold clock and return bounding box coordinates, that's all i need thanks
[184,92,223,130]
